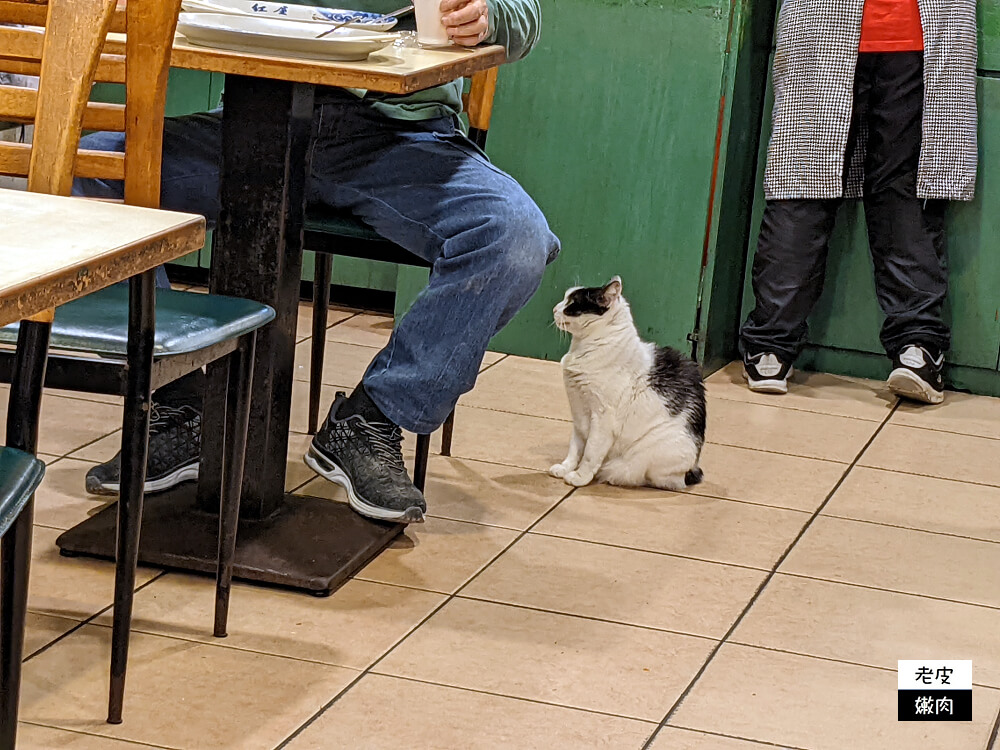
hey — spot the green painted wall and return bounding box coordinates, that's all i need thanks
[478,0,771,363]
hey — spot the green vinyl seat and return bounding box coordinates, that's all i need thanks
[305,209,382,243]
[0,285,275,357]
[0,448,45,537]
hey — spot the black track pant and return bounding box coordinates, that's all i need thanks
[741,51,949,363]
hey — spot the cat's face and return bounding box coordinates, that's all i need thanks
[553,277,623,335]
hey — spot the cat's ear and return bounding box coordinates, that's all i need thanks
[601,276,622,304]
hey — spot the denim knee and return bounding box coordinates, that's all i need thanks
[494,197,560,294]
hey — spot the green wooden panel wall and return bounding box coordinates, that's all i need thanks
[479,0,750,362]
[980,2,1000,72]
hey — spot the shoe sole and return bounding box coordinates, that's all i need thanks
[86,463,200,496]
[304,447,425,524]
[888,368,944,405]
[743,366,792,395]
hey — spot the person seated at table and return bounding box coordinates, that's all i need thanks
[73,0,559,524]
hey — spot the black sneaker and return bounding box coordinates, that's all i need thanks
[304,392,426,524]
[888,344,945,405]
[85,403,201,495]
[743,351,793,395]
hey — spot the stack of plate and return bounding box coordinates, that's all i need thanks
[180,0,400,30]
[176,11,399,61]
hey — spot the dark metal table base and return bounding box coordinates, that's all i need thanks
[55,485,403,596]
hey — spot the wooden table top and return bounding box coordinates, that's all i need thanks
[167,34,505,94]
[0,189,205,328]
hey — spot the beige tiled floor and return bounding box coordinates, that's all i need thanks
[11,309,1000,749]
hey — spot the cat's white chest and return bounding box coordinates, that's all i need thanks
[561,350,636,410]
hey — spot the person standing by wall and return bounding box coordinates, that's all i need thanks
[740,0,977,404]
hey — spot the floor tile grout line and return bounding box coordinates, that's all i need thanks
[663,724,812,750]
[775,570,1000,613]
[852,462,1000,491]
[704,439,862,465]
[19,720,179,750]
[476,353,509,375]
[50,426,124,464]
[451,487,578,596]
[525,529,774,574]
[723,640,1000,689]
[363,670,661,724]
[639,399,900,750]
[884,418,1000,444]
[818,511,1000,547]
[987,702,1000,750]
[452,403,571,423]
[451,593,720,643]
[272,486,577,750]
[24,570,170,662]
[708,391,891,423]
[843,461,1000,490]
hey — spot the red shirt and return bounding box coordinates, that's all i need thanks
[859,0,924,53]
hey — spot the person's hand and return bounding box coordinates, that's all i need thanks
[440,0,489,46]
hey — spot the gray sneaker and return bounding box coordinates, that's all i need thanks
[85,403,201,495]
[304,392,426,523]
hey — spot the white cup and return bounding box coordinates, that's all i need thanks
[413,0,450,46]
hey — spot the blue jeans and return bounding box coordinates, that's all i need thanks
[74,90,560,433]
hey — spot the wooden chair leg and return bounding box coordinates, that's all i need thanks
[413,433,430,493]
[108,272,156,725]
[0,320,50,748]
[440,410,456,457]
[308,253,333,435]
[214,333,256,638]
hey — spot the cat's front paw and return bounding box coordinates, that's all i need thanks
[549,462,571,479]
[564,470,594,487]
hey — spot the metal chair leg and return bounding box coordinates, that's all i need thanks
[108,271,156,725]
[413,433,430,493]
[440,410,456,457]
[0,504,33,748]
[0,319,50,748]
[214,333,256,638]
[308,253,333,435]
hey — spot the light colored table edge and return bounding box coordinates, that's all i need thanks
[167,37,505,94]
[0,207,205,329]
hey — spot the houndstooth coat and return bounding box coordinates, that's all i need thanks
[763,0,978,201]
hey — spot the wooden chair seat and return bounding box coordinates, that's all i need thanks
[0,286,274,357]
[0,448,44,536]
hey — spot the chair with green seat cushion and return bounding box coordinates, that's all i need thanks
[303,67,500,491]
[0,284,274,719]
[0,284,275,359]
[0,449,45,536]
[0,445,45,740]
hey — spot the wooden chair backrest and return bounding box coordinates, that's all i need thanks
[463,66,498,133]
[0,0,181,207]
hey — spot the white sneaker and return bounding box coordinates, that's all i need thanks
[888,344,945,405]
[743,352,793,395]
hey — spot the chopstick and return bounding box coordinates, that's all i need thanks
[315,4,414,38]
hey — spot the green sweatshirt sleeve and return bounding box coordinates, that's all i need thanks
[484,0,541,63]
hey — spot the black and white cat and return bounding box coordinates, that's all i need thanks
[550,277,706,490]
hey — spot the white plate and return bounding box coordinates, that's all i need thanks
[179,0,399,31]
[176,13,397,60]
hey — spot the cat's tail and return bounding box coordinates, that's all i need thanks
[684,467,704,487]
